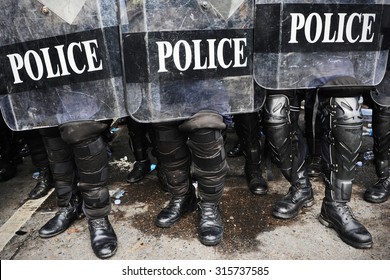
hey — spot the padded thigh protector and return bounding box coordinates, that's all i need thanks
[322,97,362,202]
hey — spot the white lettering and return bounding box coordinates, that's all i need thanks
[289,12,377,44]
[6,39,104,84]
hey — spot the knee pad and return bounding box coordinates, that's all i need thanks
[59,121,108,145]
[179,110,226,132]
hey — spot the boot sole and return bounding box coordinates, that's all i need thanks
[318,214,373,249]
[95,246,118,259]
[272,199,314,219]
[363,196,389,204]
[199,236,223,246]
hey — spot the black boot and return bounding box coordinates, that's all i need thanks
[319,199,372,249]
[155,188,197,228]
[198,202,223,246]
[126,160,151,183]
[245,164,268,195]
[273,183,314,219]
[29,167,54,199]
[88,216,117,259]
[39,196,83,238]
[364,177,390,203]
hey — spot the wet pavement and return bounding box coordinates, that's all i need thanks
[0,123,389,261]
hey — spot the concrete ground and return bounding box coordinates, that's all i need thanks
[0,122,389,262]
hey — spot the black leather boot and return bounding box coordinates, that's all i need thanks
[155,188,197,228]
[39,196,83,238]
[88,216,117,259]
[198,202,223,246]
[245,164,268,195]
[29,167,54,199]
[364,177,390,203]
[126,160,151,183]
[272,183,314,219]
[319,199,372,249]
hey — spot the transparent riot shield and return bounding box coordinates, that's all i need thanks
[120,0,260,122]
[0,0,127,131]
[254,0,390,90]
[371,63,390,105]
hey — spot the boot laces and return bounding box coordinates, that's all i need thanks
[337,204,354,222]
[90,218,109,229]
[199,203,218,220]
[57,204,73,215]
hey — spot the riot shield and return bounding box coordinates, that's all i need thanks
[0,0,127,131]
[371,62,390,105]
[120,0,260,122]
[254,0,390,90]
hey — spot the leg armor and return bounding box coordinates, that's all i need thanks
[263,93,313,219]
[152,122,191,196]
[40,127,77,207]
[59,121,110,219]
[152,122,196,228]
[262,93,309,185]
[320,97,362,202]
[179,111,227,245]
[318,96,372,248]
[180,111,229,203]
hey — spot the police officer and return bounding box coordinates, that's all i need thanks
[153,110,229,246]
[38,121,117,259]
[262,90,314,219]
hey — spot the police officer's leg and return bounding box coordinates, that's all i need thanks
[318,96,372,249]
[234,112,268,195]
[180,111,229,246]
[364,103,390,203]
[126,116,151,183]
[153,122,196,228]
[60,121,117,259]
[304,91,323,177]
[38,127,82,238]
[262,92,314,219]
[25,130,54,199]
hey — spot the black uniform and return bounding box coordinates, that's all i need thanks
[38,120,117,259]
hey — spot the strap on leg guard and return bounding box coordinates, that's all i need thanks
[321,96,362,202]
[153,123,191,196]
[41,131,76,207]
[72,136,110,218]
[187,128,228,202]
